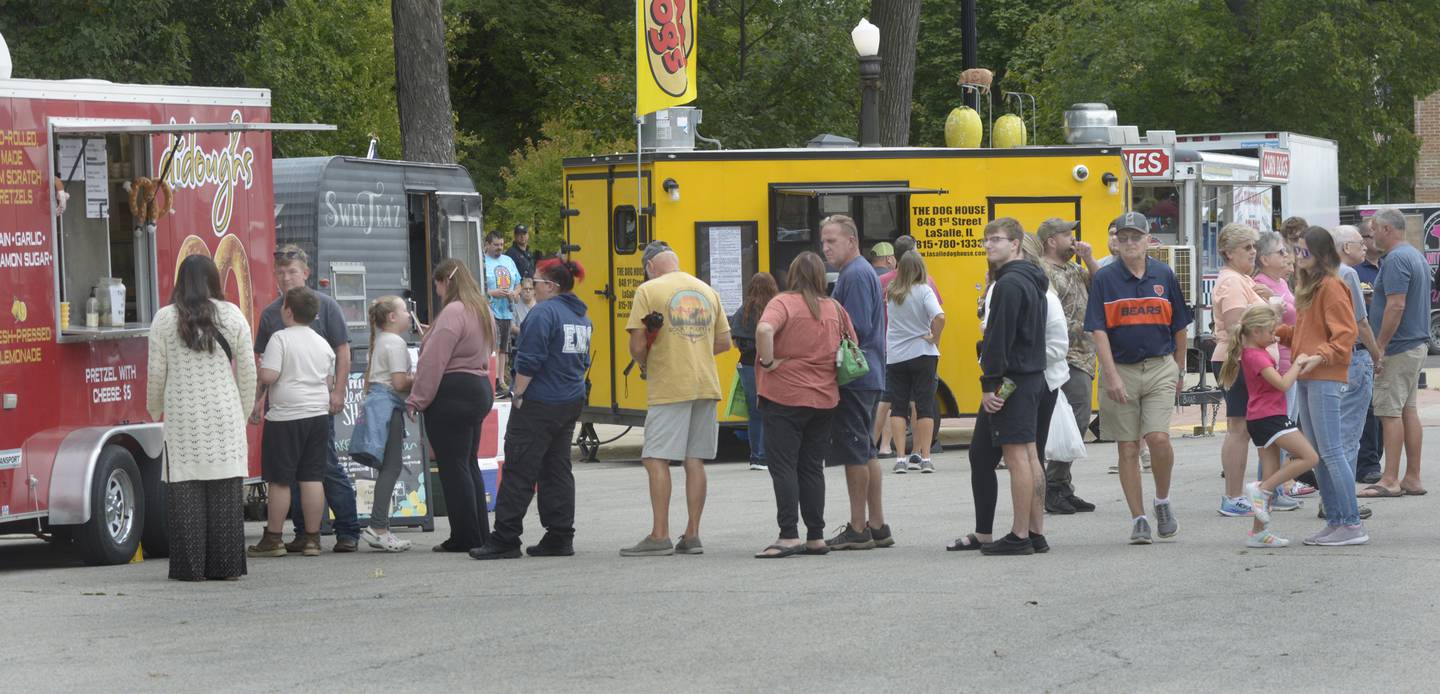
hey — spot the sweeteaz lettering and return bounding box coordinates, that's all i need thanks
[323,183,405,235]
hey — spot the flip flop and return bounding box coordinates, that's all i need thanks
[1357,484,1403,498]
[754,543,804,559]
[1402,486,1429,496]
[801,545,830,556]
[946,534,984,551]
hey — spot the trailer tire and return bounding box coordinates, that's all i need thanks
[140,456,169,558]
[1429,312,1440,356]
[77,446,145,566]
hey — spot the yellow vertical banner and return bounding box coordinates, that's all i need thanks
[636,0,697,116]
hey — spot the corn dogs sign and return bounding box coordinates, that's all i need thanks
[636,0,696,116]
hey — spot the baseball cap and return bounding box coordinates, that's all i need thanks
[1112,211,1149,234]
[1036,218,1079,246]
[513,224,529,235]
[642,240,673,266]
[871,241,895,257]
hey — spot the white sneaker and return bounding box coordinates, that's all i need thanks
[363,527,412,552]
[1246,529,1290,548]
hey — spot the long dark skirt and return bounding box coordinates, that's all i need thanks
[167,477,247,581]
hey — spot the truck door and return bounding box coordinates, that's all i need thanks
[608,170,649,413]
[564,172,617,413]
[435,192,483,278]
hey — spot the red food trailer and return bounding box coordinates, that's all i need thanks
[0,76,329,564]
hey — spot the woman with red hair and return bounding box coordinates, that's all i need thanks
[471,257,595,559]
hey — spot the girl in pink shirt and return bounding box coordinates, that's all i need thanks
[1219,306,1321,548]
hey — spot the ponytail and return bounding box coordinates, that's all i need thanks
[1218,333,1244,388]
[364,296,404,384]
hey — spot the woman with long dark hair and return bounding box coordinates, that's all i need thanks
[728,272,779,471]
[752,252,851,557]
[1277,228,1363,545]
[407,258,497,553]
[146,254,257,581]
[472,258,593,559]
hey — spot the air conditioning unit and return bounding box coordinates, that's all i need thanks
[1146,244,1195,305]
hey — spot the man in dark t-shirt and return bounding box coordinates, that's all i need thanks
[251,244,360,551]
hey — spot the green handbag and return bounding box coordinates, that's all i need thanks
[834,300,870,386]
[726,369,749,418]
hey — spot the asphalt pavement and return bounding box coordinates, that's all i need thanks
[5,410,1440,692]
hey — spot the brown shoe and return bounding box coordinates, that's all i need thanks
[301,532,322,557]
[247,529,288,558]
[284,536,306,553]
[333,537,358,553]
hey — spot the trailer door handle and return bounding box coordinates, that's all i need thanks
[595,283,614,301]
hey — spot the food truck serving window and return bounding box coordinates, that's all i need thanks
[50,129,162,339]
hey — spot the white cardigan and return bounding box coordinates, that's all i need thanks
[146,300,258,482]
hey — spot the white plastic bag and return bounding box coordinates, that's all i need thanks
[1046,396,1086,461]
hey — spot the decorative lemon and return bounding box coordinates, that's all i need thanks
[945,107,983,148]
[994,113,1028,148]
[10,297,26,322]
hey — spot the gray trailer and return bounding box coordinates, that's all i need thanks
[274,156,483,336]
[273,156,485,531]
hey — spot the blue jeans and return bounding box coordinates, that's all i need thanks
[1338,350,1374,478]
[290,415,361,540]
[1297,379,1359,526]
[736,364,765,462]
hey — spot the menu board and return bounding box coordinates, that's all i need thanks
[334,372,433,530]
[83,139,108,218]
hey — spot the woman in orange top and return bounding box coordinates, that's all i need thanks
[1277,227,1364,546]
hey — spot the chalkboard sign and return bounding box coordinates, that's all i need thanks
[334,372,434,531]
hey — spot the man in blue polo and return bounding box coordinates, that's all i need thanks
[1084,211,1191,545]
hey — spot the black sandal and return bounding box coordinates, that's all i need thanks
[946,533,984,551]
[801,544,830,555]
[754,543,804,559]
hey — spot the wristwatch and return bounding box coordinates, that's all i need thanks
[760,359,775,369]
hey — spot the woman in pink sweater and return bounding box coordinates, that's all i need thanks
[407,258,498,553]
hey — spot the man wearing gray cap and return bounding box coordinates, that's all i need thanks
[1037,217,1100,514]
[620,241,732,557]
[1083,211,1191,544]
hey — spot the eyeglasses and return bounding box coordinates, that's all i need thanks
[274,250,305,261]
[1360,234,1373,240]
[1115,234,1147,244]
[534,278,559,287]
[1295,247,1311,258]
[982,235,1016,246]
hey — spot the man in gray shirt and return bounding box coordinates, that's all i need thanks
[1331,226,1384,491]
[1360,208,1432,498]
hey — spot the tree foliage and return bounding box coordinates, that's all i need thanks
[1000,0,1440,203]
[241,0,401,160]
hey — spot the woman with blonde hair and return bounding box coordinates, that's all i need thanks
[1209,223,1281,517]
[407,259,498,553]
[884,251,945,473]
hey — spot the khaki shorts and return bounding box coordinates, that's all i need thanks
[1372,344,1426,417]
[642,399,719,461]
[1099,356,1179,442]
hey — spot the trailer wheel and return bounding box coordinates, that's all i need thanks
[1429,313,1440,356]
[77,446,145,566]
[140,455,170,558]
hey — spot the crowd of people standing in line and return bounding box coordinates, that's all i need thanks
[143,204,1432,578]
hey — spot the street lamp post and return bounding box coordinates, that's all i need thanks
[852,18,881,148]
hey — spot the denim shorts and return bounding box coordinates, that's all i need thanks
[828,388,880,466]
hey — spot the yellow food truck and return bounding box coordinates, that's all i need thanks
[563,142,1127,458]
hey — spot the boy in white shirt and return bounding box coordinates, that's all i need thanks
[248,287,337,557]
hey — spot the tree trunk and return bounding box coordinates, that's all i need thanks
[871,0,921,146]
[392,0,456,164]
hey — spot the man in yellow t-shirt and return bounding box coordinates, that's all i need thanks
[620,241,732,557]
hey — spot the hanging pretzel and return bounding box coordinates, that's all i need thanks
[127,176,173,224]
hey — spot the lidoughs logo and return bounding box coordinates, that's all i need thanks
[158,110,256,236]
[643,0,694,97]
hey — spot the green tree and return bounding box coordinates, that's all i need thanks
[1001,0,1440,203]
[0,0,191,83]
[240,0,402,160]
